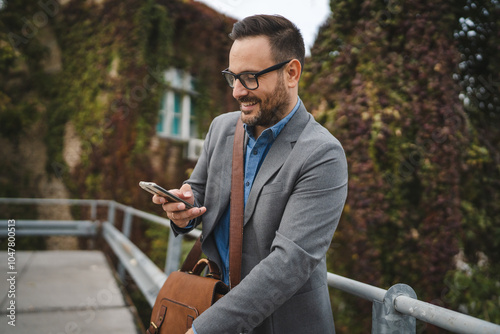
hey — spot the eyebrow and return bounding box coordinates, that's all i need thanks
[227,68,260,74]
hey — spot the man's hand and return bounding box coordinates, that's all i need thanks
[152,183,206,228]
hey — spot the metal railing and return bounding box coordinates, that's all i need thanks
[1,197,499,334]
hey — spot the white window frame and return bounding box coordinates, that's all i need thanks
[157,68,197,141]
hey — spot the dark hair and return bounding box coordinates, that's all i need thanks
[229,15,305,74]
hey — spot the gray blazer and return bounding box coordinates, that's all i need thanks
[173,103,348,334]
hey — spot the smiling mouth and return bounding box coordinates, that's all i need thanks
[241,101,258,108]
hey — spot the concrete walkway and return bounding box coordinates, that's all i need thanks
[0,251,140,333]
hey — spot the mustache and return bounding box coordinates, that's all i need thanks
[237,96,261,104]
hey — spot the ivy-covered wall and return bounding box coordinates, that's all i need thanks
[0,0,236,209]
[302,0,499,332]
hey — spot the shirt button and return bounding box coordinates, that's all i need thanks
[252,149,258,155]
[245,181,250,186]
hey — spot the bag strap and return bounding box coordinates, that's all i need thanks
[180,236,202,272]
[179,117,245,289]
[229,117,245,289]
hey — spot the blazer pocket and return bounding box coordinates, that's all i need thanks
[261,182,283,195]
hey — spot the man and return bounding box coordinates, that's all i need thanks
[153,14,348,334]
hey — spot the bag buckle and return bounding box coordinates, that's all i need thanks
[148,321,158,334]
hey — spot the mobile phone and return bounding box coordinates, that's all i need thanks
[139,181,196,209]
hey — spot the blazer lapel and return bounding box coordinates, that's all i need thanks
[244,104,310,224]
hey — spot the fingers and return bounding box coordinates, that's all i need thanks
[165,205,207,228]
[166,205,205,220]
[152,194,164,204]
[150,184,205,228]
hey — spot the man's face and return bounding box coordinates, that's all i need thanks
[228,36,291,129]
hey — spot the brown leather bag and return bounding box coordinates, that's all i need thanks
[146,257,229,334]
[146,118,245,334]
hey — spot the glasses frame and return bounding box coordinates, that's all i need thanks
[221,59,292,90]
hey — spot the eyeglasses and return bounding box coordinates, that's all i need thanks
[221,59,292,90]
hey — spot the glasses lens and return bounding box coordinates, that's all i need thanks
[222,71,259,90]
[240,74,258,90]
[223,72,235,88]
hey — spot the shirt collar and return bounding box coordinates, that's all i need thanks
[244,97,301,141]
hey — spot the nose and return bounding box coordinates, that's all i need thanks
[232,78,249,100]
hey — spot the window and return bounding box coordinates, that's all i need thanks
[157,68,197,140]
[157,68,204,160]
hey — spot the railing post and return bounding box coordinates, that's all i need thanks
[90,200,97,221]
[165,226,182,275]
[122,208,132,238]
[372,284,417,334]
[107,201,116,225]
[118,207,133,281]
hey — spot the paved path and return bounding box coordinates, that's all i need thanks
[0,251,140,333]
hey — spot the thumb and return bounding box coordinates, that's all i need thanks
[179,183,193,198]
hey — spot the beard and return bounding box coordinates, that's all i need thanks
[238,75,289,128]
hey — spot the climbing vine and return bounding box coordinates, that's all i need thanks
[302,0,499,332]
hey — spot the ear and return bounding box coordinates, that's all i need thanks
[285,59,301,89]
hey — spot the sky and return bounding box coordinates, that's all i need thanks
[194,0,332,55]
